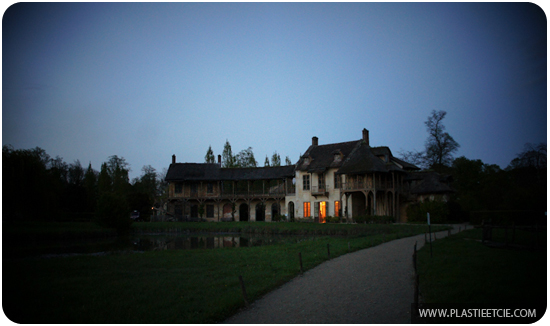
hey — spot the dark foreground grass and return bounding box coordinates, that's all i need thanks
[417,228,547,305]
[3,223,444,323]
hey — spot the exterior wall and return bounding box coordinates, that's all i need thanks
[288,169,344,219]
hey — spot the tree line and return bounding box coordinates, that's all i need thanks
[205,140,292,167]
[3,145,167,231]
[400,110,546,223]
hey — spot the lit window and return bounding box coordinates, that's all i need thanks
[303,202,311,218]
[334,201,341,217]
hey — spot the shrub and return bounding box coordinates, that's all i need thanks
[352,215,395,224]
[326,216,340,223]
[94,192,132,234]
[406,200,449,224]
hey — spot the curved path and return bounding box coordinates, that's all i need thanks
[224,224,469,324]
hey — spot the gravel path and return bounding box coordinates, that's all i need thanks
[224,224,469,324]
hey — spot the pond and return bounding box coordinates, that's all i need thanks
[28,233,313,259]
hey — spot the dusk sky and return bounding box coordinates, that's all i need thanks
[3,2,547,179]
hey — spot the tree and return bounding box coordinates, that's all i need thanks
[507,143,546,170]
[271,151,281,167]
[84,162,98,212]
[234,147,257,168]
[424,110,460,169]
[222,140,235,168]
[285,156,292,165]
[95,192,132,234]
[205,145,215,163]
[106,155,130,195]
[398,110,459,171]
[264,156,270,167]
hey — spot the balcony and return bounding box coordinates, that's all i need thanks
[311,185,329,197]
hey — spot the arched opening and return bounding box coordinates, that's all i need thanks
[255,202,265,222]
[288,202,295,221]
[223,203,233,220]
[239,203,249,222]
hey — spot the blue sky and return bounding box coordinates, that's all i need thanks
[3,2,547,179]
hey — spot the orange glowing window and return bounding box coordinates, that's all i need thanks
[334,201,341,217]
[319,201,326,223]
[303,202,311,218]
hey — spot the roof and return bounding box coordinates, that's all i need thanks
[165,163,295,182]
[296,138,420,175]
[407,171,454,194]
[296,140,358,173]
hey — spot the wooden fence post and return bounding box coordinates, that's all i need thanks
[414,273,419,304]
[299,252,303,274]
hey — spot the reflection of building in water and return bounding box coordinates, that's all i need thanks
[134,235,289,251]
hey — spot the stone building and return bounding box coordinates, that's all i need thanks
[165,129,452,222]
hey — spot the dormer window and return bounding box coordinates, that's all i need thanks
[304,157,310,164]
[332,150,343,163]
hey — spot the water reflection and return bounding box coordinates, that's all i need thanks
[25,234,312,259]
[132,234,287,251]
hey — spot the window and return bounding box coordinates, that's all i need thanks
[175,183,183,194]
[318,173,325,190]
[207,182,213,194]
[303,202,311,218]
[334,174,341,189]
[303,175,310,191]
[190,183,198,195]
[334,201,341,217]
[206,205,214,218]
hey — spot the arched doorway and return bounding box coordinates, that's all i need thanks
[223,203,233,220]
[239,203,249,222]
[255,202,265,222]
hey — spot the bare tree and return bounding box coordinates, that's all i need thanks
[424,110,460,168]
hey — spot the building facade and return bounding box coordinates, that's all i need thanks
[165,129,452,222]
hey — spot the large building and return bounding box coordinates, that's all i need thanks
[164,129,452,222]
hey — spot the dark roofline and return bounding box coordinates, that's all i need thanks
[165,164,295,182]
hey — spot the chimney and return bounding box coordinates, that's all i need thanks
[172,154,176,164]
[362,129,369,146]
[312,136,318,146]
[218,154,222,165]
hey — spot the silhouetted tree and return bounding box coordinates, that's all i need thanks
[285,156,292,165]
[222,140,235,168]
[271,151,281,167]
[84,162,98,212]
[234,147,257,168]
[204,145,215,163]
[424,110,460,170]
[264,155,270,167]
[398,110,459,171]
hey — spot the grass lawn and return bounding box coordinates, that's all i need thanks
[3,222,446,323]
[416,227,547,305]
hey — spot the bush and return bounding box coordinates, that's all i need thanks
[352,215,395,224]
[326,216,340,223]
[95,193,132,234]
[406,200,449,224]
